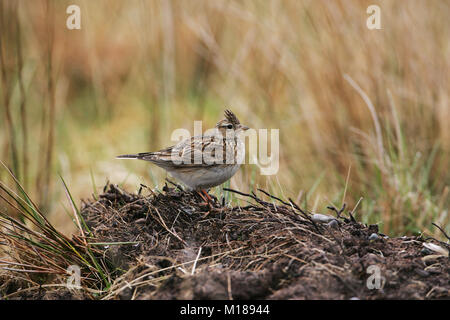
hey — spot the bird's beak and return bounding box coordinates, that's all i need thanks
[241,125,250,131]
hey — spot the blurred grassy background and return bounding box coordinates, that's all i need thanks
[0,0,448,238]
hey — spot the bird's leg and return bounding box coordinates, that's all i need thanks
[196,190,208,203]
[201,189,213,202]
[196,189,214,216]
[196,189,213,203]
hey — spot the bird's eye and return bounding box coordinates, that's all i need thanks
[227,124,233,129]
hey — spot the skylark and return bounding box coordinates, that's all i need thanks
[117,110,249,201]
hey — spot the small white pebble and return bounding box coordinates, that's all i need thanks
[368,233,379,241]
[327,219,339,229]
[311,213,336,223]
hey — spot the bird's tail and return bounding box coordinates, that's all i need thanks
[116,153,141,160]
[116,152,155,160]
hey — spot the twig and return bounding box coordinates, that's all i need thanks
[348,197,363,223]
[432,223,450,242]
[191,246,202,275]
[152,207,187,246]
[227,272,233,300]
[327,203,346,219]
[288,198,322,234]
[223,188,260,202]
[257,188,288,206]
[165,178,184,191]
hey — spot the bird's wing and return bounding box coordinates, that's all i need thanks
[130,134,232,168]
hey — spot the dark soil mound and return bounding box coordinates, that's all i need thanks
[77,183,449,300]
[1,183,448,300]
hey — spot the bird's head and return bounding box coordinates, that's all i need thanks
[215,109,249,137]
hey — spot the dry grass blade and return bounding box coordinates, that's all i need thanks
[343,74,384,168]
[0,168,112,294]
[60,175,87,245]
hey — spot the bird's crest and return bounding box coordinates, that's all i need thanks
[224,109,240,125]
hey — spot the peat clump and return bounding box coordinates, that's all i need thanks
[1,183,448,299]
[80,184,449,300]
